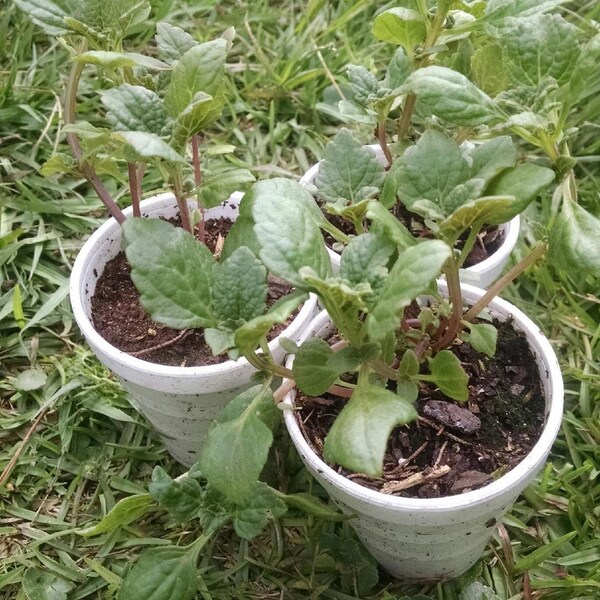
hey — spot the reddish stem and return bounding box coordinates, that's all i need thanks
[128,163,141,218]
[191,134,205,242]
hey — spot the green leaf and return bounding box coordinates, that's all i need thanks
[123,218,217,329]
[75,0,145,33]
[402,66,500,126]
[14,0,73,35]
[149,468,202,522]
[471,45,509,96]
[292,338,338,396]
[339,233,395,299]
[172,91,225,146]
[101,85,168,135]
[164,39,228,117]
[14,368,47,391]
[234,290,308,355]
[485,0,568,24]
[40,153,75,177]
[23,568,73,600]
[252,178,331,288]
[399,349,419,378]
[347,65,379,104]
[81,395,136,422]
[156,22,198,65]
[569,34,600,103]
[278,492,348,521]
[78,494,153,536]
[396,378,419,403]
[199,385,276,504]
[198,169,255,209]
[365,201,416,250]
[328,346,362,373]
[440,196,513,240]
[337,100,377,126]
[427,350,469,402]
[113,131,185,164]
[502,15,581,87]
[220,190,261,262]
[117,545,199,600]
[459,581,501,600]
[366,240,451,342]
[204,328,235,355]
[212,247,267,323]
[315,129,385,206]
[383,48,412,90]
[323,380,417,476]
[232,483,287,539]
[75,51,169,70]
[371,8,427,54]
[300,271,371,315]
[467,137,516,184]
[484,163,555,224]
[391,130,471,215]
[549,200,600,278]
[464,323,497,357]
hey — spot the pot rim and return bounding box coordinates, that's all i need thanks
[70,192,316,378]
[283,282,564,512]
[299,148,521,276]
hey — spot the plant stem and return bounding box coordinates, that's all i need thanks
[377,117,393,164]
[127,163,141,217]
[397,94,417,141]
[431,257,463,352]
[171,169,192,234]
[65,61,126,224]
[191,134,205,242]
[462,242,547,323]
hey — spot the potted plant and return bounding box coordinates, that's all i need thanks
[17,1,318,465]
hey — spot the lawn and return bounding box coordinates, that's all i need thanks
[1,1,599,598]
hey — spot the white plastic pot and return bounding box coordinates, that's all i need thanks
[70,193,318,466]
[283,284,563,580]
[300,145,520,289]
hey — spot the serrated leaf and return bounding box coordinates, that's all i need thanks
[123,218,217,329]
[323,380,418,476]
[14,0,73,35]
[78,494,153,536]
[149,468,202,522]
[156,22,198,65]
[252,178,331,288]
[101,84,168,135]
[465,323,497,357]
[234,290,308,355]
[212,247,267,323]
[467,137,516,184]
[391,130,470,215]
[40,153,75,177]
[484,163,555,224]
[372,7,427,54]
[113,131,185,164]
[75,51,169,70]
[549,200,600,278]
[117,545,198,600]
[75,0,144,33]
[199,385,276,504]
[292,338,337,396]
[347,65,379,105]
[232,483,287,540]
[427,350,469,401]
[402,66,500,126]
[198,169,255,209]
[471,45,509,96]
[383,47,412,90]
[164,39,228,117]
[23,568,73,600]
[315,129,385,206]
[502,15,580,88]
[366,240,451,342]
[14,368,47,391]
[339,233,394,301]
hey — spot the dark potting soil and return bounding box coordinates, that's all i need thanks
[321,204,505,268]
[90,216,295,367]
[295,319,546,498]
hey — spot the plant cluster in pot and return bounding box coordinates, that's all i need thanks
[22,5,318,466]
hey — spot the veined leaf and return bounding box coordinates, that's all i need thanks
[292,338,338,396]
[101,85,168,135]
[371,7,427,54]
[232,483,287,540]
[383,47,412,90]
[323,379,417,476]
[23,568,73,600]
[402,66,501,126]
[172,91,225,146]
[467,137,517,184]
[123,218,217,329]
[315,129,385,206]
[78,494,154,536]
[569,34,600,103]
[149,468,202,522]
[198,168,255,209]
[14,0,74,36]
[485,0,569,24]
[212,247,267,323]
[439,196,514,240]
[464,323,498,358]
[75,51,169,70]
[366,240,451,342]
[471,45,509,96]
[199,385,276,504]
[156,22,198,65]
[347,65,379,105]
[365,201,416,250]
[252,178,331,289]
[113,131,185,164]
[426,350,469,402]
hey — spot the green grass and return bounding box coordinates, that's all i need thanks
[1,1,599,598]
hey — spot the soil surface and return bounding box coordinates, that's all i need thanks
[295,319,546,498]
[321,203,505,268]
[91,216,294,367]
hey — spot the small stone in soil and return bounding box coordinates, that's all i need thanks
[422,400,481,434]
[450,470,492,493]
